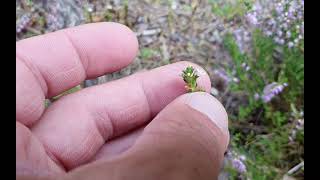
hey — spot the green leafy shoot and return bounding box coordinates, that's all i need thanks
[182,66,204,93]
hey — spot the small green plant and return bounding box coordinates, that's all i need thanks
[140,48,157,60]
[51,85,82,102]
[182,66,204,93]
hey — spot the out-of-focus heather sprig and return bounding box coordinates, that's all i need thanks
[289,104,304,142]
[45,1,65,32]
[226,150,247,174]
[245,0,304,48]
[214,69,239,84]
[289,118,304,142]
[234,28,251,54]
[44,0,85,32]
[16,13,32,34]
[255,82,288,103]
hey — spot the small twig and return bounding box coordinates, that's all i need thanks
[160,35,170,61]
[224,96,233,111]
[287,161,304,175]
[232,123,268,134]
[26,27,42,35]
[141,29,161,36]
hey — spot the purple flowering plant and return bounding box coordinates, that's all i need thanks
[222,1,303,176]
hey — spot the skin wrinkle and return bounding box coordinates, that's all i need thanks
[74,110,105,168]
[89,90,123,141]
[109,103,147,133]
[16,55,48,96]
[62,31,89,74]
[67,129,103,170]
[92,127,144,163]
[17,93,43,127]
[17,123,33,162]
[46,63,84,97]
[138,77,153,120]
[16,57,45,126]
[40,35,82,92]
[46,156,65,174]
[93,109,114,142]
[41,139,67,172]
[60,128,100,170]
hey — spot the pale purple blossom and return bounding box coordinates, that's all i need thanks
[279,39,285,45]
[288,42,294,48]
[231,158,247,173]
[233,28,251,53]
[246,12,259,26]
[249,0,304,46]
[286,31,291,38]
[214,70,232,84]
[261,82,288,103]
[265,30,273,37]
[239,155,246,161]
[276,6,284,14]
[296,119,304,130]
[289,118,304,142]
[16,14,31,34]
[282,23,288,30]
[226,151,247,174]
[254,93,260,100]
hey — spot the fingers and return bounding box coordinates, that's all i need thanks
[32,61,211,170]
[63,92,229,180]
[16,22,138,126]
[124,92,229,179]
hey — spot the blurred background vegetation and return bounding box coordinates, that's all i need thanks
[17,0,304,179]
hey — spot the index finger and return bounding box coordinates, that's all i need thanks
[16,22,139,126]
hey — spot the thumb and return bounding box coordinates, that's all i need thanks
[65,92,229,180]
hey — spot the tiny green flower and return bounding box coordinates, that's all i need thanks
[182,66,205,92]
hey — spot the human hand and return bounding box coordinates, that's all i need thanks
[16,22,229,180]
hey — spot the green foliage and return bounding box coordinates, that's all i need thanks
[140,48,158,60]
[223,29,304,179]
[83,8,93,23]
[25,0,33,7]
[279,48,304,105]
[209,0,253,20]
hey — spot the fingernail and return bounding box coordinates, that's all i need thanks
[183,92,229,134]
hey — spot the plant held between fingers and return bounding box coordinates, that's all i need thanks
[182,66,204,93]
